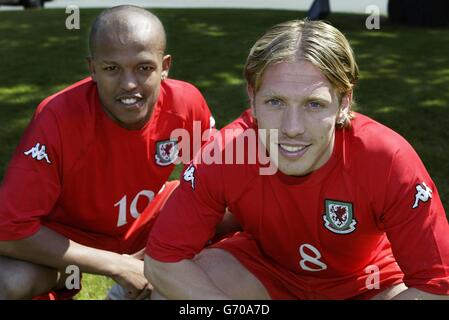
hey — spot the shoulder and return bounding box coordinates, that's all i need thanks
[208,109,256,152]
[161,78,202,96]
[28,77,98,152]
[346,113,420,167]
[191,109,259,182]
[344,113,429,201]
[159,79,208,117]
[34,77,97,124]
[222,109,255,132]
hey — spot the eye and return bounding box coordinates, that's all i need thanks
[265,98,283,108]
[103,66,118,72]
[138,65,154,72]
[307,101,323,110]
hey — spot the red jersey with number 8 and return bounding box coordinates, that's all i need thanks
[147,109,449,298]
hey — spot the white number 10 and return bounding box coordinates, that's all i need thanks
[115,190,155,227]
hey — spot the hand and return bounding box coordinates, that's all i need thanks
[111,253,153,300]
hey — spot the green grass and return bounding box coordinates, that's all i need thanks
[76,274,115,300]
[1,9,448,299]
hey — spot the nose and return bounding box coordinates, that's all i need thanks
[120,70,138,92]
[281,106,305,138]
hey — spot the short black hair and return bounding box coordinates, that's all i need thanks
[88,5,166,57]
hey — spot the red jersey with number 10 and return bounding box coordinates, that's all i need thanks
[0,77,213,253]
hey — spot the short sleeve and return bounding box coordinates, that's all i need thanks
[146,160,226,262]
[379,145,449,294]
[0,107,62,240]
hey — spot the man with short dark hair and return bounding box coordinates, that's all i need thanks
[0,5,215,300]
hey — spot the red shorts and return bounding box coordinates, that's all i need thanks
[33,181,179,300]
[32,285,82,300]
[210,232,404,300]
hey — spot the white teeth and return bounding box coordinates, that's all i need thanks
[120,98,138,105]
[279,144,306,152]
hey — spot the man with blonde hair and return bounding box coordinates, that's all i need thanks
[144,20,449,299]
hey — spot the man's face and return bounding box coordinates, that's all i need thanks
[251,60,349,176]
[88,28,170,130]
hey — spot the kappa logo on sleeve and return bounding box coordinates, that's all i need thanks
[412,182,433,209]
[209,115,216,129]
[24,142,51,164]
[183,164,196,190]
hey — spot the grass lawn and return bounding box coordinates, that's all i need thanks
[0,8,448,299]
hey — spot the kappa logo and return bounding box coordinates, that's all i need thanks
[183,164,196,190]
[155,139,178,166]
[24,143,51,164]
[412,182,432,209]
[323,200,357,234]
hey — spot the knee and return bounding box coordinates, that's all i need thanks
[0,270,33,299]
[193,248,229,270]
[150,290,167,300]
[194,248,221,263]
[0,256,51,300]
[193,249,271,300]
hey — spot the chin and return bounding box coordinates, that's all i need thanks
[278,162,311,177]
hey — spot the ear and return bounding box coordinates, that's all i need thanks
[337,90,352,123]
[247,84,257,120]
[87,57,97,82]
[161,54,172,80]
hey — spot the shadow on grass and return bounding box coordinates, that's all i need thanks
[338,15,449,206]
[0,9,448,213]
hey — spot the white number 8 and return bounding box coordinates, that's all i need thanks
[299,243,327,272]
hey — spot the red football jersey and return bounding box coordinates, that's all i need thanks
[0,77,213,253]
[147,109,449,297]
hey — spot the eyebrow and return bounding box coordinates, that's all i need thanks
[98,59,157,65]
[259,91,288,99]
[259,91,332,103]
[306,95,332,103]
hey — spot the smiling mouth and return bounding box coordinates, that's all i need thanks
[120,97,139,105]
[278,143,311,158]
[116,95,144,109]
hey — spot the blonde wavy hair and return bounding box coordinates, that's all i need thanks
[244,19,359,128]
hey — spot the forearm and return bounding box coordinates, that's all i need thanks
[0,225,120,277]
[392,287,449,300]
[144,254,230,299]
